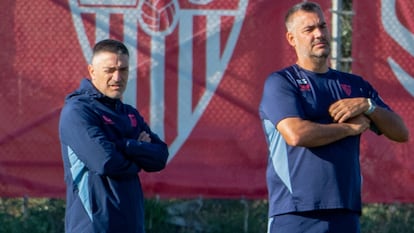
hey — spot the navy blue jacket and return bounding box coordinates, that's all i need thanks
[59,78,169,233]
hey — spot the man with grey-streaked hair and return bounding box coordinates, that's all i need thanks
[59,39,169,233]
[259,2,408,233]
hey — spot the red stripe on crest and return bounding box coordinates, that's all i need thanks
[164,26,179,145]
[109,14,124,41]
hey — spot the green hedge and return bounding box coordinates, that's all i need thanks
[0,198,413,233]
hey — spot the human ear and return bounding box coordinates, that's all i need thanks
[286,32,296,47]
[88,64,95,79]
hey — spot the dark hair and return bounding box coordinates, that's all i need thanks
[92,39,129,58]
[285,2,323,29]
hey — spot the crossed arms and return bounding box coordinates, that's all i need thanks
[277,97,409,147]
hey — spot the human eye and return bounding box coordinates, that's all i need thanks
[303,26,314,33]
[119,67,129,73]
[104,67,116,73]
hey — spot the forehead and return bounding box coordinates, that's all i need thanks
[92,51,129,66]
[291,10,325,28]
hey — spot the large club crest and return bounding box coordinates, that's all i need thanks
[381,0,414,97]
[69,0,248,162]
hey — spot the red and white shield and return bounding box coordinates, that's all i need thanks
[381,0,414,97]
[68,0,248,162]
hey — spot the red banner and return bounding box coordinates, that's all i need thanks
[4,0,412,203]
[352,0,414,202]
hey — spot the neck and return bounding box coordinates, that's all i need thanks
[296,57,329,73]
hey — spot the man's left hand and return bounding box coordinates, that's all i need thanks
[329,98,369,123]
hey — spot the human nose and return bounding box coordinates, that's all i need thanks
[315,26,328,39]
[314,28,323,38]
[112,70,122,81]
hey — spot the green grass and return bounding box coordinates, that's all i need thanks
[361,203,414,233]
[0,198,413,233]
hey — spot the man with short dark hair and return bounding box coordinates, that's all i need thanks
[59,39,169,233]
[259,2,409,233]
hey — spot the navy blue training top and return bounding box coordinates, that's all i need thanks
[59,78,169,233]
[259,65,390,217]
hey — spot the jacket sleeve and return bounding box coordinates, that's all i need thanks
[59,104,140,177]
[122,134,169,172]
[117,114,169,172]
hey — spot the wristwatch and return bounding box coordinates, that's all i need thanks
[364,98,376,115]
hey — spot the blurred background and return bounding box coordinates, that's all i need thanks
[1,0,413,232]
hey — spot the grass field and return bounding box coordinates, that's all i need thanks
[1,198,413,233]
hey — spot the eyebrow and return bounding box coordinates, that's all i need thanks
[102,66,129,71]
[302,21,326,30]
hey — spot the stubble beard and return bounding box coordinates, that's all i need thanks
[310,47,330,63]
